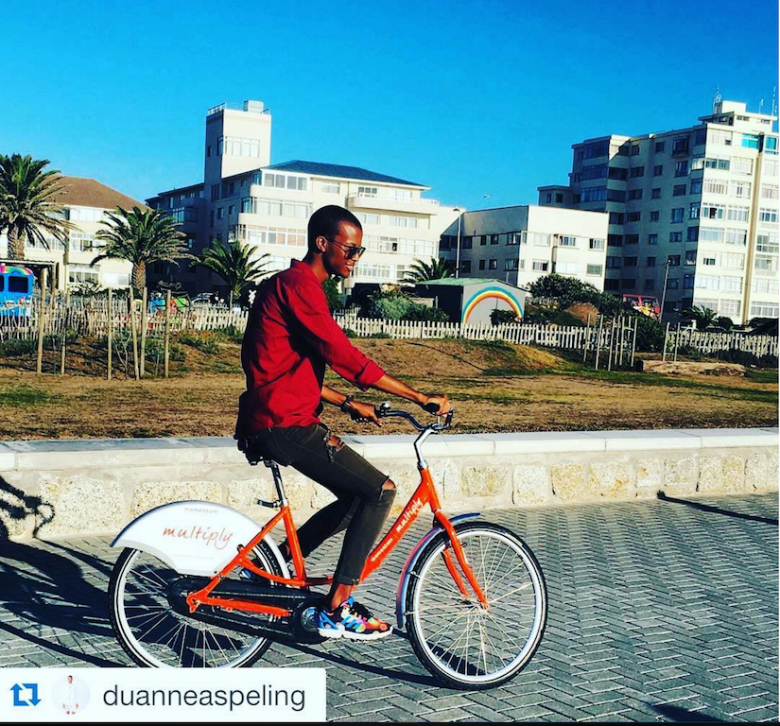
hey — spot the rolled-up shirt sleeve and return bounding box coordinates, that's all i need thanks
[281,277,386,391]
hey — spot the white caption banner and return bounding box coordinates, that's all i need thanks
[0,668,325,722]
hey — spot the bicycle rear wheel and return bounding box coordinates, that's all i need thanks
[109,541,282,668]
[405,521,547,690]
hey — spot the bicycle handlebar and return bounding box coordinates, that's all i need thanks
[374,402,454,432]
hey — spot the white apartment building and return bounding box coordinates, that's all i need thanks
[538,100,779,324]
[439,205,609,290]
[147,100,459,294]
[0,176,136,289]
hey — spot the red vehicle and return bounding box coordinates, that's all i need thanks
[622,293,661,319]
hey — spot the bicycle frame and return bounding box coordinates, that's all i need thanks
[187,417,488,619]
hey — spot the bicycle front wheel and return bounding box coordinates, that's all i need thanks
[405,521,547,689]
[109,541,282,668]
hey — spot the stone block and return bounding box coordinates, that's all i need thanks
[636,459,662,490]
[132,481,221,519]
[382,464,420,516]
[723,455,747,492]
[664,457,696,492]
[39,476,125,537]
[746,453,780,492]
[698,456,747,494]
[0,484,38,538]
[512,465,549,505]
[227,477,274,511]
[461,465,510,499]
[550,463,587,501]
[588,461,633,500]
[311,485,338,510]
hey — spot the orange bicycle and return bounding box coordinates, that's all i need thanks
[109,404,548,689]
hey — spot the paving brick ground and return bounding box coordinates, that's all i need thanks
[0,493,777,722]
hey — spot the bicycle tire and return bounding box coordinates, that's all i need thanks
[405,521,547,690]
[109,540,283,668]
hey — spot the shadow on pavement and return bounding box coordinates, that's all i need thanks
[0,475,55,539]
[652,703,725,722]
[0,538,123,666]
[657,491,779,526]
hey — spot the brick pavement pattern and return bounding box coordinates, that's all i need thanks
[0,493,777,722]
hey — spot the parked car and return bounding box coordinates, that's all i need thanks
[622,293,661,320]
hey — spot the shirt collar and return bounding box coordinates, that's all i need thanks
[290,259,322,284]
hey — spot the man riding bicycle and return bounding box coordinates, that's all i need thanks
[235,205,451,641]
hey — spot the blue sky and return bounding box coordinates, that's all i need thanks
[1,0,777,211]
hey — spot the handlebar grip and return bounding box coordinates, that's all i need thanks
[423,402,440,414]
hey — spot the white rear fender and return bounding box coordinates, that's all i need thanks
[112,500,289,579]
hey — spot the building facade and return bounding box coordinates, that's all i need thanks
[438,206,609,290]
[147,100,459,295]
[538,100,779,324]
[0,176,137,290]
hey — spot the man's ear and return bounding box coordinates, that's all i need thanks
[315,235,328,253]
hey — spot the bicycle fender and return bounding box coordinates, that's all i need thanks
[112,500,290,579]
[395,513,481,629]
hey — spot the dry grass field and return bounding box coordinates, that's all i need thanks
[0,334,776,440]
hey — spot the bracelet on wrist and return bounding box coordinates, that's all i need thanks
[340,395,355,413]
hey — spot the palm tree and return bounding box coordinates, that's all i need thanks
[0,154,74,261]
[401,257,455,285]
[92,206,191,291]
[681,305,718,330]
[191,239,272,308]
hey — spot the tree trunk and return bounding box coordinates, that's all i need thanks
[131,262,146,292]
[7,227,25,261]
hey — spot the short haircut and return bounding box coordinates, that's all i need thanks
[307,205,362,251]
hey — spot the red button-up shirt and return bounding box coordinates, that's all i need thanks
[235,260,386,436]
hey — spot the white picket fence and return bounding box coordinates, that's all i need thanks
[665,327,778,358]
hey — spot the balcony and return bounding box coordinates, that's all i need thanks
[346,193,440,215]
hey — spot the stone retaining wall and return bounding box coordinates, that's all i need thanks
[1,428,777,539]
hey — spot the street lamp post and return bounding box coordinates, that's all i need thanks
[454,209,463,279]
[659,259,670,321]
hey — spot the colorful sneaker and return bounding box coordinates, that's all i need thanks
[316,597,393,641]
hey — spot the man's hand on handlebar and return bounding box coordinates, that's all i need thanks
[346,400,382,427]
[421,393,451,417]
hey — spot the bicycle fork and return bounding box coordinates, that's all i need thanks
[435,512,490,609]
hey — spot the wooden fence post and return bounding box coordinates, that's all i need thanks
[140,288,148,378]
[630,317,638,369]
[662,322,670,362]
[36,269,47,376]
[107,288,113,380]
[164,290,171,378]
[129,287,140,381]
[607,318,616,372]
[673,323,680,362]
[594,316,603,370]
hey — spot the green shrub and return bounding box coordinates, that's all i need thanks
[212,325,245,344]
[523,306,584,327]
[363,289,413,320]
[343,328,357,338]
[490,309,518,326]
[714,316,734,331]
[712,349,778,368]
[402,304,449,322]
[630,314,665,353]
[366,331,392,339]
[0,338,36,357]
[178,331,219,354]
[144,339,186,362]
[676,344,702,361]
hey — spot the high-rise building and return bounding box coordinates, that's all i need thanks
[538,100,779,324]
[147,101,459,294]
[439,206,608,290]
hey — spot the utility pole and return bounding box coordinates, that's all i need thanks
[659,260,670,323]
[454,209,463,279]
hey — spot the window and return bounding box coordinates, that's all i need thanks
[725,228,747,246]
[625,234,639,245]
[668,254,682,267]
[480,235,487,246]
[729,181,751,198]
[741,134,760,149]
[723,252,745,269]
[388,215,419,228]
[558,236,577,247]
[630,166,645,178]
[732,157,753,174]
[702,256,717,266]
[608,234,623,246]
[672,136,690,155]
[209,210,215,228]
[586,264,603,276]
[763,158,779,177]
[670,208,684,223]
[532,260,549,272]
[675,160,689,177]
[461,260,472,273]
[478,259,486,271]
[687,226,699,242]
[752,278,780,294]
[556,193,564,203]
[217,207,224,220]
[320,182,340,194]
[755,255,779,273]
[621,279,636,289]
[531,233,551,246]
[683,274,695,290]
[574,164,608,182]
[607,189,626,202]
[631,145,640,156]
[761,184,779,200]
[506,232,523,246]
[667,279,679,289]
[648,234,658,245]
[628,189,643,200]
[654,165,664,176]
[689,203,700,219]
[488,259,498,270]
[627,212,641,222]
[228,204,235,216]
[647,256,657,267]
[655,142,665,153]
[556,261,576,274]
[691,155,705,171]
[580,186,608,202]
[211,184,220,201]
[545,192,552,203]
[624,256,638,267]
[505,259,519,271]
[708,129,733,146]
[356,212,380,226]
[694,127,707,146]
[757,233,779,254]
[689,179,703,195]
[696,275,720,290]
[576,141,610,160]
[694,298,718,312]
[606,256,622,269]
[699,227,724,242]
[759,207,779,224]
[685,250,697,265]
[608,166,628,180]
[609,212,625,225]
[462,236,473,249]
[701,203,726,219]
[751,302,780,318]
[720,299,741,317]
[703,179,728,195]
[722,276,743,293]
[673,184,687,197]
[669,231,683,243]
[357,186,378,197]
[650,211,660,222]
[605,279,620,291]
[651,188,662,199]
[644,279,655,290]
[490,234,499,245]
[705,156,730,170]
[589,238,605,250]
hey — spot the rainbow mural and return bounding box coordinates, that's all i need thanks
[0,265,34,277]
[462,286,524,324]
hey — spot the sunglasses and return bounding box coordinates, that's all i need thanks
[324,237,366,260]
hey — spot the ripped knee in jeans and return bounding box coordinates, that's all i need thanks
[323,428,345,462]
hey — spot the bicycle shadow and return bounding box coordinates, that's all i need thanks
[0,475,55,539]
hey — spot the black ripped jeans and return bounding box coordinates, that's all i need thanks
[240,424,395,585]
